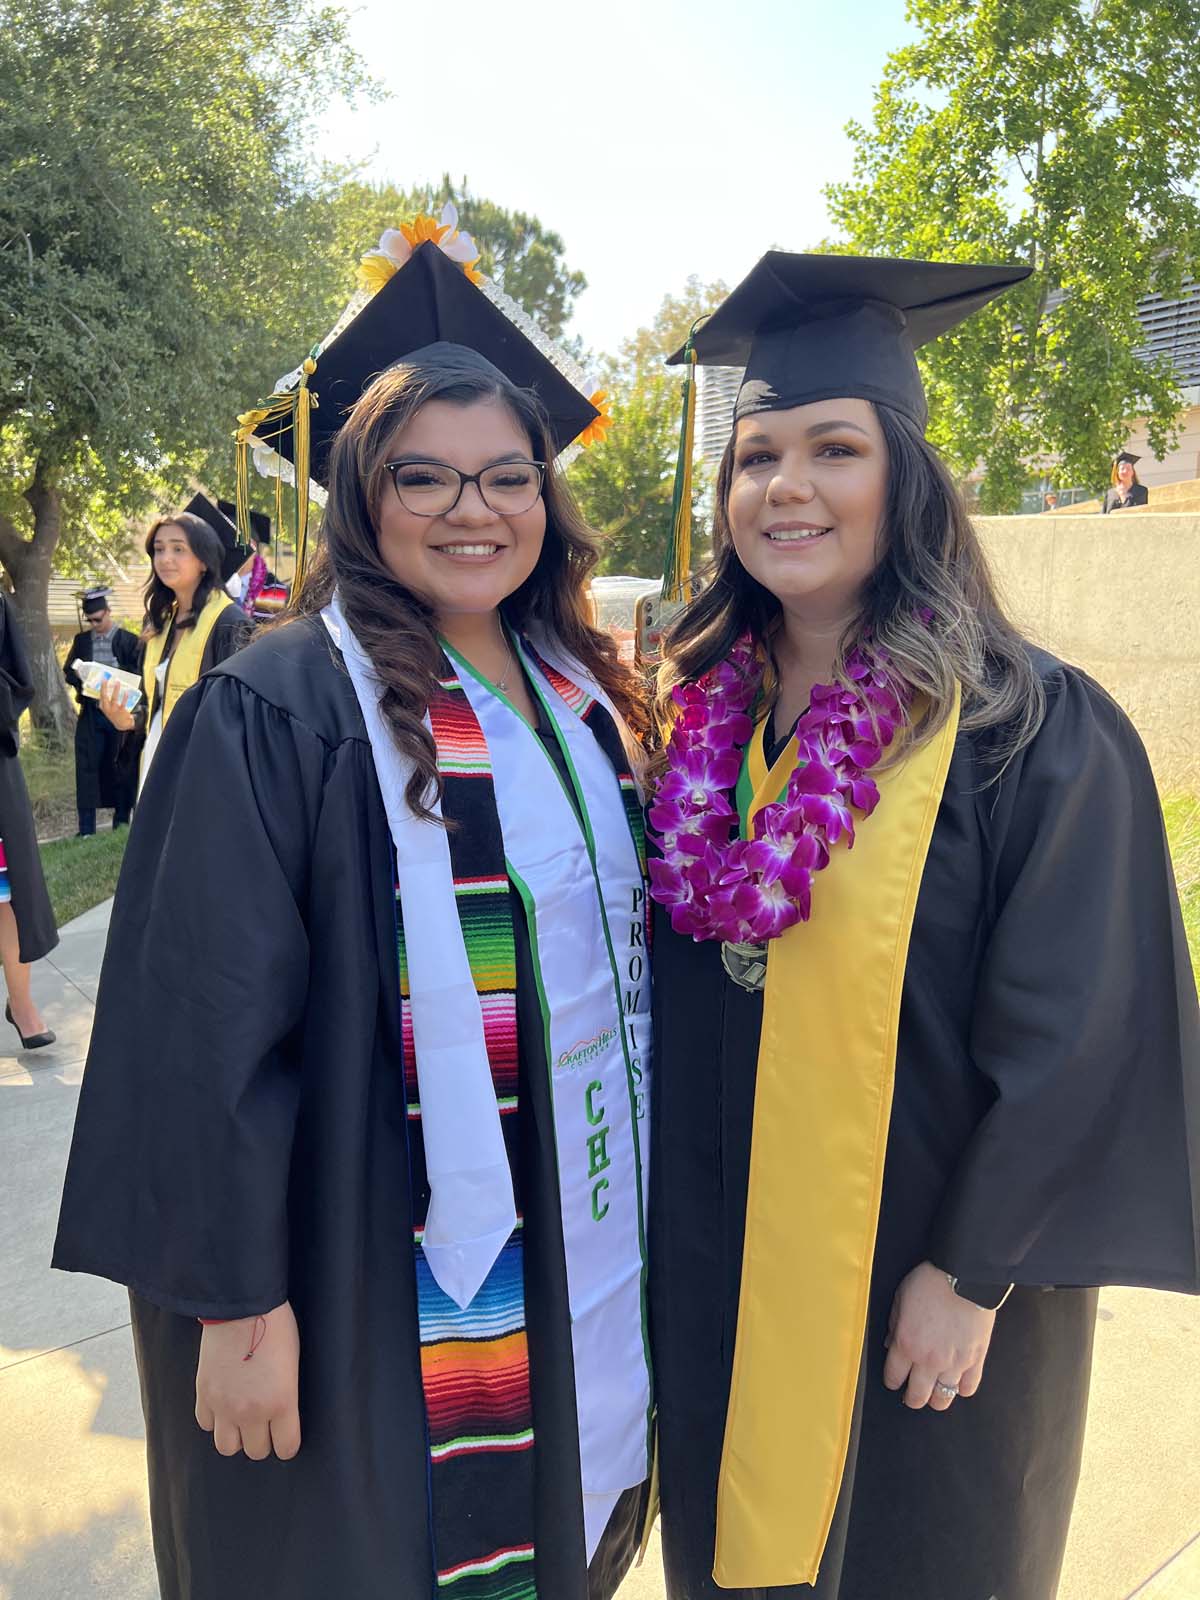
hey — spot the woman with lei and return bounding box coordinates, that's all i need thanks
[647,252,1200,1600]
[56,226,652,1599]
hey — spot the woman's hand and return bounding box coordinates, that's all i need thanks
[195,1299,301,1460]
[98,676,137,731]
[883,1261,996,1411]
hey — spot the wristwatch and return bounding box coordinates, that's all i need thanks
[943,1272,1014,1311]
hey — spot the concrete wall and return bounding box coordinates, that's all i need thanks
[974,512,1200,790]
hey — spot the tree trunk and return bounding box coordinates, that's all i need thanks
[0,461,75,740]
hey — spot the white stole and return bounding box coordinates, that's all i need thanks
[322,600,651,1557]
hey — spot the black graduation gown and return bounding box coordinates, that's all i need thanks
[0,592,58,962]
[53,617,643,1600]
[65,625,141,813]
[650,651,1200,1600]
[1101,482,1149,512]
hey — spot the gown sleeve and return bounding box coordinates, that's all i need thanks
[928,666,1200,1291]
[202,602,254,671]
[53,671,329,1319]
[0,594,35,757]
[64,636,85,697]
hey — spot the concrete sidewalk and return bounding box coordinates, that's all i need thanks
[0,901,1196,1599]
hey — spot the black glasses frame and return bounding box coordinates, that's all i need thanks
[384,459,547,516]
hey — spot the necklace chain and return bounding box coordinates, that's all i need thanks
[494,623,515,692]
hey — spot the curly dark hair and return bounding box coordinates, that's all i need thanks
[296,357,647,821]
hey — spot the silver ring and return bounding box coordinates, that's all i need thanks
[934,1380,959,1399]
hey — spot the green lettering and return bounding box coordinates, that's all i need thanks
[587,1125,611,1178]
[585,1080,605,1127]
[592,1178,610,1222]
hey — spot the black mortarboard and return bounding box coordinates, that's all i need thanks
[668,252,1032,429]
[264,242,599,485]
[80,587,112,615]
[217,499,271,546]
[183,494,253,582]
[1114,451,1141,466]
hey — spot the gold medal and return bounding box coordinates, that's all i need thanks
[720,939,768,992]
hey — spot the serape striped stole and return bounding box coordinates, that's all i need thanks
[396,651,645,1600]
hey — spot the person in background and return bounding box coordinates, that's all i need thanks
[1042,489,1059,512]
[64,588,140,835]
[98,506,250,794]
[218,503,290,622]
[0,589,57,1050]
[1101,451,1149,512]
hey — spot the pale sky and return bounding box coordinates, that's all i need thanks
[318,0,915,362]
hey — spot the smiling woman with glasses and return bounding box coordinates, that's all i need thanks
[56,235,654,1600]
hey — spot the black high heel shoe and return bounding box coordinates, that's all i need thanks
[6,1002,55,1050]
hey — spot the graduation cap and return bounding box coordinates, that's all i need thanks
[217,499,271,546]
[1113,451,1141,466]
[656,251,1031,600]
[253,242,599,488]
[668,252,1032,429]
[79,587,112,616]
[183,493,254,583]
[236,221,602,586]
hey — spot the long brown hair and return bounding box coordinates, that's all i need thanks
[656,402,1044,774]
[142,513,225,637]
[296,358,646,821]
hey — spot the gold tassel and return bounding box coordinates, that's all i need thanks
[662,334,699,604]
[292,357,317,593]
[235,433,251,549]
[233,352,319,598]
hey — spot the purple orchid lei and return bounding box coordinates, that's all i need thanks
[647,635,910,943]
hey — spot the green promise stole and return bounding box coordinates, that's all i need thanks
[714,688,960,1588]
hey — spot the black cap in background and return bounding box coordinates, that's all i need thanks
[216,500,271,546]
[183,494,253,582]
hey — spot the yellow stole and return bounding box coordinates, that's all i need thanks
[713,686,960,1588]
[142,590,231,732]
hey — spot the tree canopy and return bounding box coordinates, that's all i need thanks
[825,0,1200,510]
[313,175,588,343]
[0,0,371,726]
[570,277,727,579]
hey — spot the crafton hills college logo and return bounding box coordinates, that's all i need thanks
[555,1027,619,1075]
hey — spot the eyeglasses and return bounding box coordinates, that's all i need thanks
[385,458,547,517]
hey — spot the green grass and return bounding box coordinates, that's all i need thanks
[39,829,129,928]
[20,727,79,839]
[1163,793,1200,984]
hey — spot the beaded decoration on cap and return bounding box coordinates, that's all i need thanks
[234,203,614,594]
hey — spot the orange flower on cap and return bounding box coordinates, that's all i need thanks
[578,389,613,448]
